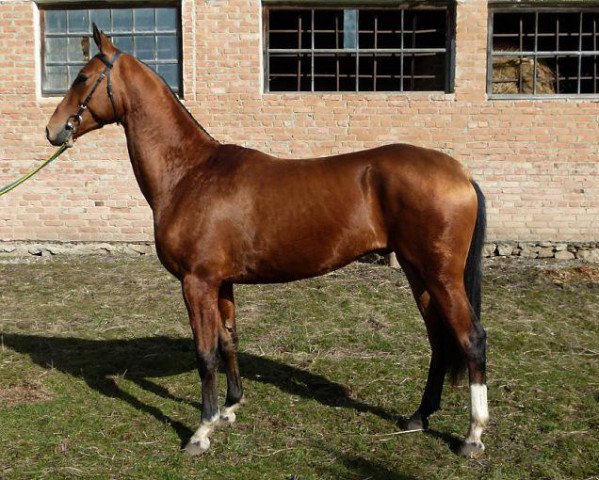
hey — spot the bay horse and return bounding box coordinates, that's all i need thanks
[46,26,488,458]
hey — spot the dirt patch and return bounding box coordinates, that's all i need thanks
[542,266,599,285]
[364,315,390,332]
[0,380,53,406]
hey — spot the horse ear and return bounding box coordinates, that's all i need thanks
[92,23,103,48]
[92,23,117,55]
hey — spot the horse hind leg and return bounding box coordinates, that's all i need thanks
[400,251,488,456]
[397,180,488,456]
[426,276,488,458]
[217,282,244,425]
[406,309,450,431]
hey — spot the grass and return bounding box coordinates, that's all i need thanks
[0,255,598,480]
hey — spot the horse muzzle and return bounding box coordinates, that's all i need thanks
[45,121,76,148]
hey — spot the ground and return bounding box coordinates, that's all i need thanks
[0,256,598,480]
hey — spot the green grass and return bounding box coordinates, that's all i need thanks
[1,256,598,479]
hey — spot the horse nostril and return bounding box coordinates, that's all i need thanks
[45,127,50,140]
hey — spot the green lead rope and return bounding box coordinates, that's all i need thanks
[0,143,68,197]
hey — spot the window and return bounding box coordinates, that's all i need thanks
[41,5,181,95]
[264,5,455,93]
[489,8,599,96]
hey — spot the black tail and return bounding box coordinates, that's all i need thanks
[448,180,487,385]
[465,180,486,322]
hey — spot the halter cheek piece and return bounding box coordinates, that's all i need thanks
[66,50,122,132]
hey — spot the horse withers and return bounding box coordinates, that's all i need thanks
[45,25,489,458]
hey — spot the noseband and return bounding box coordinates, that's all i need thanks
[66,51,122,132]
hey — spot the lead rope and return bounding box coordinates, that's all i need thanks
[0,143,68,196]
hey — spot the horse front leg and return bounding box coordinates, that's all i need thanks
[218,282,243,424]
[181,275,221,455]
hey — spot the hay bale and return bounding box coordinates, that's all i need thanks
[491,37,557,95]
[492,56,556,94]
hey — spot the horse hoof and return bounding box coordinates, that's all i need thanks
[459,441,485,459]
[406,412,427,431]
[184,438,210,456]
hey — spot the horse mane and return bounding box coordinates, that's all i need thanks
[135,57,217,143]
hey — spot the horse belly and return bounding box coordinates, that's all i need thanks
[232,205,388,283]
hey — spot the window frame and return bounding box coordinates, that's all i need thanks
[487,3,599,99]
[262,3,456,94]
[39,1,183,97]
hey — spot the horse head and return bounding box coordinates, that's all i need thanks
[46,24,124,147]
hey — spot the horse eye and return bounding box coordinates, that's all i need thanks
[73,74,88,85]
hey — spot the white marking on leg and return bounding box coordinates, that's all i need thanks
[471,384,489,426]
[466,384,489,446]
[220,403,241,425]
[188,413,220,451]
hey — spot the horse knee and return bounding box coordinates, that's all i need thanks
[196,348,219,378]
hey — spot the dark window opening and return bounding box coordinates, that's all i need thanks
[489,9,599,95]
[265,6,454,93]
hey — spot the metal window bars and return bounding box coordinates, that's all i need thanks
[488,9,599,96]
[42,6,181,95]
[265,6,454,93]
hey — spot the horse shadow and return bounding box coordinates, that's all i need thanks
[1,333,462,454]
[0,334,395,438]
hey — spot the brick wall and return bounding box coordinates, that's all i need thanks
[0,0,598,242]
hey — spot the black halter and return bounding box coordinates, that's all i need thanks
[66,51,122,131]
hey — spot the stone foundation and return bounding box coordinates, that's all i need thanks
[1,241,598,263]
[483,241,599,262]
[0,241,155,257]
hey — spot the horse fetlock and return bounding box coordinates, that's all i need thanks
[405,410,428,431]
[185,415,219,455]
[472,414,489,428]
[219,410,236,425]
[462,421,486,459]
[219,401,242,425]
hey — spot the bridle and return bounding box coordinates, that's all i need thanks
[66,50,122,133]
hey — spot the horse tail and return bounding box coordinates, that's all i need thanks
[448,179,487,385]
[465,180,486,323]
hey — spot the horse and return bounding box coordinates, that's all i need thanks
[45,25,488,458]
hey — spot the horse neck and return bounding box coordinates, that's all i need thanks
[119,60,218,211]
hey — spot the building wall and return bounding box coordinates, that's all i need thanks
[0,0,598,242]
